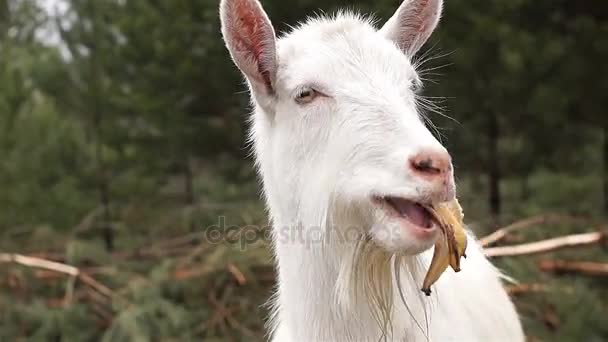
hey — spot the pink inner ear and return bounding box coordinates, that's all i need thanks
[226,0,275,91]
[411,0,431,33]
[402,0,433,51]
[386,0,441,56]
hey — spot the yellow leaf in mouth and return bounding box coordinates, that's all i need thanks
[421,199,468,296]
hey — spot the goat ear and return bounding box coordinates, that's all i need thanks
[380,0,443,57]
[220,0,277,94]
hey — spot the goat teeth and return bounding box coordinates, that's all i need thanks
[421,199,468,296]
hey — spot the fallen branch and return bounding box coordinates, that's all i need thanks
[0,253,115,302]
[24,251,65,261]
[506,283,547,296]
[0,253,79,276]
[538,260,608,277]
[79,273,114,298]
[227,263,247,286]
[479,214,589,247]
[83,285,107,303]
[89,300,114,326]
[143,231,205,251]
[542,305,560,331]
[207,290,256,337]
[484,231,605,257]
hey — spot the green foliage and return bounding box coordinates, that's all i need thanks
[1,301,99,341]
[0,98,96,230]
[0,0,607,340]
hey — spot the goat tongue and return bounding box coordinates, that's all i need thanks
[388,198,432,228]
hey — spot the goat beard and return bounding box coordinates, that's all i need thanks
[334,234,429,340]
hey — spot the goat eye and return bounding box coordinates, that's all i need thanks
[295,88,317,104]
[411,79,423,94]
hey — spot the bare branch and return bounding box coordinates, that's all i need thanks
[505,283,547,296]
[227,263,247,286]
[484,231,605,257]
[79,273,114,298]
[0,253,116,301]
[0,253,79,276]
[538,259,608,277]
[479,214,589,247]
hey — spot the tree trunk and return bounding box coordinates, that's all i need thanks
[184,156,194,206]
[183,155,196,230]
[90,2,113,251]
[99,169,113,251]
[488,113,501,219]
[604,125,608,214]
[93,113,113,251]
[520,174,531,201]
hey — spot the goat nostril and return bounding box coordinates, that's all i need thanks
[412,159,441,174]
[409,150,451,178]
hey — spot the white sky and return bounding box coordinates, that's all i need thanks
[38,0,66,16]
[36,0,68,45]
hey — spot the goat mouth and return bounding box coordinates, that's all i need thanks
[373,196,439,238]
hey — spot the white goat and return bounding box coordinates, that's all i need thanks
[220,0,524,340]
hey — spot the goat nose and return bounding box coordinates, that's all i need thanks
[409,149,452,179]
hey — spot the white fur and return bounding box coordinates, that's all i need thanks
[220,0,524,341]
